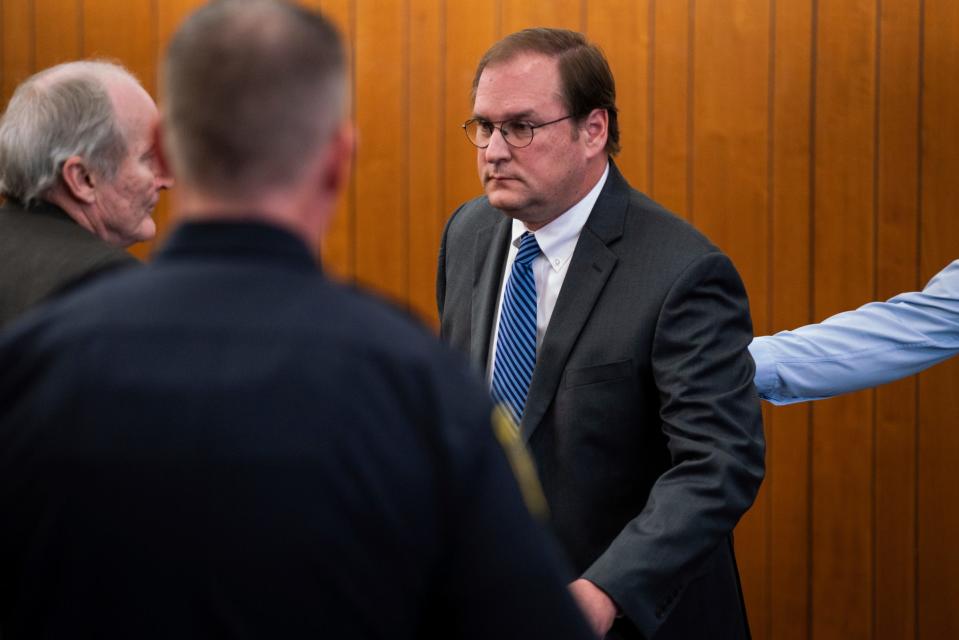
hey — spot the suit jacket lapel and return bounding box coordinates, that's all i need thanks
[470,215,512,371]
[520,164,630,441]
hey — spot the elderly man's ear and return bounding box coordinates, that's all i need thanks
[61,156,98,204]
[322,119,354,195]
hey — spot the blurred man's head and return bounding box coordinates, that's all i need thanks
[0,61,172,246]
[161,0,352,247]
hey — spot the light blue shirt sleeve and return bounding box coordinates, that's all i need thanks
[749,259,959,405]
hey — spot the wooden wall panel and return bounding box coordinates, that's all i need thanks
[442,0,493,214]
[3,3,959,639]
[812,1,877,638]
[407,0,443,325]
[585,0,651,193]
[354,0,408,303]
[35,0,82,70]
[1,0,34,104]
[500,0,583,34]
[767,1,813,638]
[919,2,959,638]
[691,2,771,635]
[874,2,921,638]
[649,0,689,217]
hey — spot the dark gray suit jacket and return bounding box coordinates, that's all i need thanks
[0,199,137,328]
[437,163,765,639]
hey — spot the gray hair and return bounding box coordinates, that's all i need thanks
[0,60,136,205]
[162,0,347,197]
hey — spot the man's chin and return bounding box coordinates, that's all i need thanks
[485,190,525,213]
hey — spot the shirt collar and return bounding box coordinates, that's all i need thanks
[510,162,609,272]
[158,220,319,272]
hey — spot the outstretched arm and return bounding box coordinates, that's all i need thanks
[751,259,959,405]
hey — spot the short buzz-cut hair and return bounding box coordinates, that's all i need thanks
[471,28,620,157]
[162,0,348,197]
[0,60,135,205]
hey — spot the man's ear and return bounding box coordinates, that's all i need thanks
[60,156,98,204]
[582,108,609,159]
[323,119,355,195]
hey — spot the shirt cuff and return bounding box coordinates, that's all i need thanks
[748,337,780,401]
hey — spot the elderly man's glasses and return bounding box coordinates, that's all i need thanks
[462,115,576,149]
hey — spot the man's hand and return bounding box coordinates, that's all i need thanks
[568,578,617,638]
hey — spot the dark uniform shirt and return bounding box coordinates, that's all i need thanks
[0,221,592,639]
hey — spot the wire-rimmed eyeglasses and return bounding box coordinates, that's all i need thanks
[462,115,576,149]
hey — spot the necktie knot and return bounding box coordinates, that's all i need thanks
[514,232,541,267]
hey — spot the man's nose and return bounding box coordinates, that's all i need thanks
[156,172,174,190]
[484,127,512,162]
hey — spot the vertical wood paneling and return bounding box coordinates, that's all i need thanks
[443,0,495,214]
[585,0,651,193]
[82,1,155,91]
[691,2,771,635]
[353,0,407,302]
[1,0,34,104]
[767,1,814,638]
[812,1,878,638]
[407,0,443,325]
[500,0,583,35]
[919,1,959,638]
[650,0,690,217]
[875,1,921,638]
[34,0,81,70]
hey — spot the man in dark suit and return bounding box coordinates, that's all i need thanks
[0,60,172,327]
[0,3,593,639]
[437,28,765,639]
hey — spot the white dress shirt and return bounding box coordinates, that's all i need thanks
[488,163,610,380]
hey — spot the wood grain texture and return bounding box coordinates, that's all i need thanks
[442,0,493,215]
[812,1,878,638]
[585,0,651,193]
[918,1,959,638]
[500,0,583,35]
[767,1,813,638]
[407,0,444,325]
[353,0,408,303]
[649,0,690,218]
[1,0,34,105]
[874,1,921,638]
[690,2,771,634]
[34,0,81,70]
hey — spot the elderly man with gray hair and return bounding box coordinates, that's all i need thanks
[0,60,172,327]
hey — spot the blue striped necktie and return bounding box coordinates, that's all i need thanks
[491,231,541,425]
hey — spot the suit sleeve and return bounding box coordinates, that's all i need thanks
[581,251,765,636]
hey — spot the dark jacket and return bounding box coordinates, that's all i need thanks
[0,221,593,640]
[0,198,136,328]
[438,163,766,639]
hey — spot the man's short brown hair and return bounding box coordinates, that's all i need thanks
[471,28,620,157]
[162,0,347,197]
